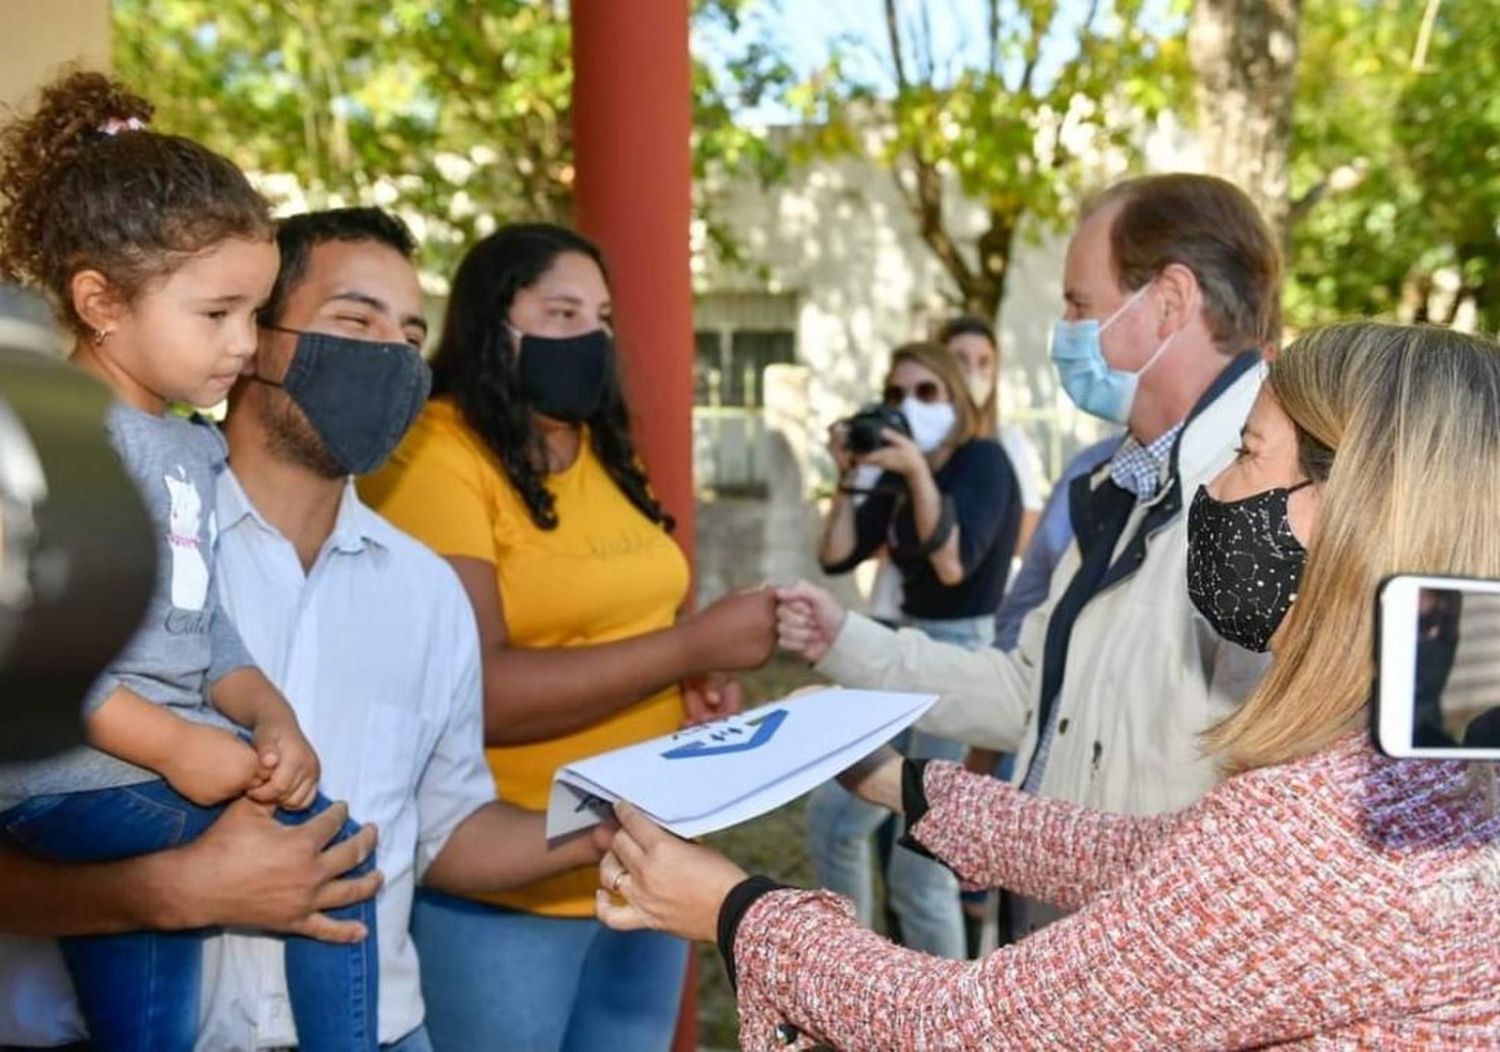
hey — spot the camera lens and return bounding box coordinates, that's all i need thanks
[847,418,882,455]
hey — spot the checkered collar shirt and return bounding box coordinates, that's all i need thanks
[1107,424,1183,501]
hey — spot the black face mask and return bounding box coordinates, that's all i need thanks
[254,327,431,475]
[1186,482,1311,653]
[514,328,614,423]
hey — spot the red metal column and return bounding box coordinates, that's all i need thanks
[571,5,700,1049]
[572,0,697,567]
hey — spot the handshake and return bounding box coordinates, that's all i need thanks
[684,581,850,671]
[676,581,851,726]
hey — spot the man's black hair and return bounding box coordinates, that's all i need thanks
[938,314,996,347]
[260,207,418,326]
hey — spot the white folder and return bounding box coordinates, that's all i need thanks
[545,688,937,839]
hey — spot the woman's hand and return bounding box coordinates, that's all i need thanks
[775,580,847,664]
[594,801,748,943]
[681,671,746,727]
[683,587,778,672]
[857,427,928,479]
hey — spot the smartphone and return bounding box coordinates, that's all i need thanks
[1376,574,1500,759]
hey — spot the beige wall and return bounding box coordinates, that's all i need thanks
[0,0,111,108]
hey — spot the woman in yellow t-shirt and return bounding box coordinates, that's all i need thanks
[359,223,776,1052]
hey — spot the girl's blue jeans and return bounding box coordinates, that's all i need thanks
[0,778,378,1052]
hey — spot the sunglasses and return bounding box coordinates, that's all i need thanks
[883,381,945,406]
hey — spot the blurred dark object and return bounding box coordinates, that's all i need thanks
[0,285,154,761]
[843,404,911,456]
[1412,589,1462,748]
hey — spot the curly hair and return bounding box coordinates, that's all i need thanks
[0,69,271,335]
[429,223,672,533]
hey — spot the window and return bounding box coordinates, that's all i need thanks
[693,291,799,408]
[693,328,796,407]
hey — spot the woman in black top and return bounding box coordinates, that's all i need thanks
[820,341,1021,640]
[807,340,1021,961]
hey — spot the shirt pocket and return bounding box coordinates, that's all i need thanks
[353,703,429,835]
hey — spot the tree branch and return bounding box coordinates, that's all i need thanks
[987,0,1000,77]
[1287,161,1369,230]
[883,0,911,91]
[916,0,937,84]
[1441,281,1471,327]
[1412,0,1442,71]
[1018,0,1054,95]
[901,162,978,297]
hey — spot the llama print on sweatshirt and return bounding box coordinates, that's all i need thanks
[163,466,208,611]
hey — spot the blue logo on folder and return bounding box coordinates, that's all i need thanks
[661,709,788,760]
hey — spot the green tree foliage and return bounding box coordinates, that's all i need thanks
[780,0,1191,319]
[1287,0,1500,331]
[114,0,1498,332]
[113,0,790,283]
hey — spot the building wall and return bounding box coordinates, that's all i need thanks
[692,118,1201,496]
[0,1,111,109]
[693,144,1091,495]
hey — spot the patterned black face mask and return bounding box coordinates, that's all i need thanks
[1186,482,1311,653]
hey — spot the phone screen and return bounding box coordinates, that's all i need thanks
[1407,586,1500,752]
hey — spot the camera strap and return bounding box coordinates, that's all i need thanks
[889,494,957,559]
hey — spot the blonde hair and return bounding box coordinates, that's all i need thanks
[1208,322,1500,772]
[888,341,984,448]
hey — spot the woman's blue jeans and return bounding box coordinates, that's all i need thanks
[410,889,688,1052]
[0,779,378,1052]
[804,613,995,960]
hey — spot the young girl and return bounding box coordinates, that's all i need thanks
[0,72,377,1051]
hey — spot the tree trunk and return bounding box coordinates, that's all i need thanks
[1188,0,1302,247]
[967,217,1015,321]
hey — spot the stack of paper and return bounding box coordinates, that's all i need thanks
[546,688,937,839]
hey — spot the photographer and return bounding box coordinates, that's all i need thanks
[810,340,1021,958]
[820,341,1021,629]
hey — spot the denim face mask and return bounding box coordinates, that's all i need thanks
[255,327,431,475]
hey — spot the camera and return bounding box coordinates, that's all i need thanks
[0,285,155,761]
[842,404,911,456]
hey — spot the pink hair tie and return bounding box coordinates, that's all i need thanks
[98,116,146,136]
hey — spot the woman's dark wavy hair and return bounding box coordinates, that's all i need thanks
[429,223,672,532]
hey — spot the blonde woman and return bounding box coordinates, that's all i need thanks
[592,322,1500,1049]
[819,341,1022,647]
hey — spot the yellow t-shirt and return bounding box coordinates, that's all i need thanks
[359,398,688,917]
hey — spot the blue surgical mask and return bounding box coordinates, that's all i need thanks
[1050,285,1176,425]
